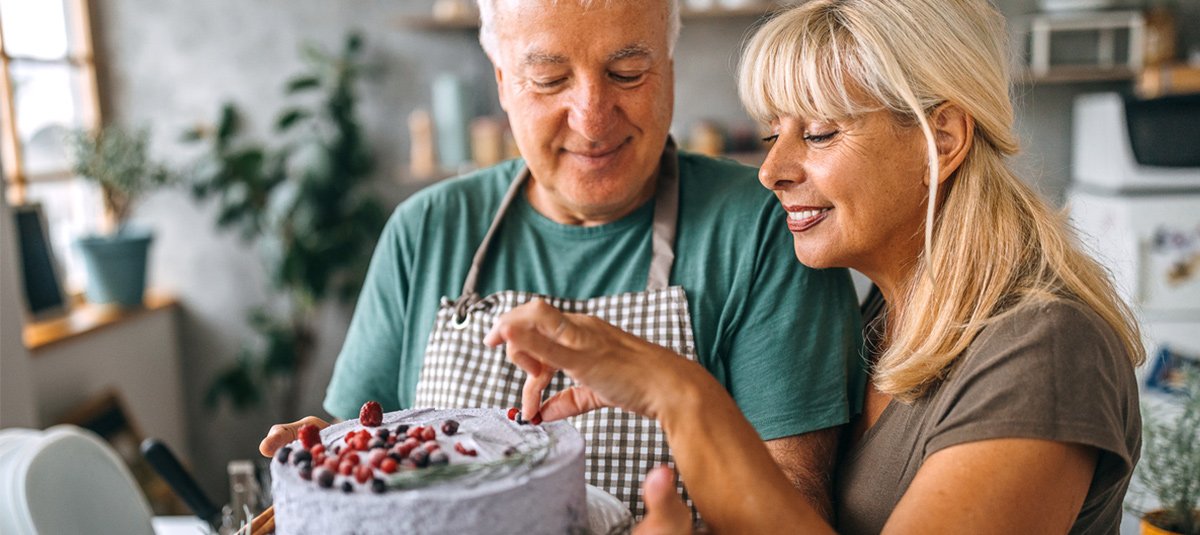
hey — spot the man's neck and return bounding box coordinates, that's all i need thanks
[524,171,658,227]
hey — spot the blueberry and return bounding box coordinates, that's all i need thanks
[341,480,354,493]
[375,428,390,440]
[315,468,335,488]
[275,446,292,465]
[395,424,410,435]
[299,464,313,481]
[292,449,312,466]
[368,438,386,450]
[388,452,404,463]
[503,447,518,457]
[410,448,430,468]
[441,420,459,436]
[371,478,387,494]
[515,413,527,425]
[429,451,449,466]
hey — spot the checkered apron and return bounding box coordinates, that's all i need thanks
[414,144,698,520]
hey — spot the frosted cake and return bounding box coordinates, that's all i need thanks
[270,406,587,534]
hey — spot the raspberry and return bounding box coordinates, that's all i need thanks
[323,457,339,472]
[531,413,543,425]
[354,464,372,484]
[310,444,325,457]
[345,452,361,466]
[338,459,354,476]
[506,408,519,421]
[421,427,436,442]
[368,449,388,468]
[313,454,325,467]
[381,458,398,474]
[406,426,423,439]
[359,401,383,427]
[398,442,416,458]
[298,424,321,449]
[274,446,293,465]
[441,420,459,435]
[454,442,477,456]
[423,442,440,452]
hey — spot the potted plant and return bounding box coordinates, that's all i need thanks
[1136,369,1200,535]
[67,125,172,307]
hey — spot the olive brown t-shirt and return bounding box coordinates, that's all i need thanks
[835,299,1141,534]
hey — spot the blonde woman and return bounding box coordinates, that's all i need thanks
[485,0,1145,532]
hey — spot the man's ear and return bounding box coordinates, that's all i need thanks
[494,66,509,112]
[926,102,974,185]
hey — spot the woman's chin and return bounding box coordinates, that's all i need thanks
[791,243,841,270]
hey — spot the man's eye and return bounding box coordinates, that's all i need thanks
[533,78,566,89]
[610,72,644,84]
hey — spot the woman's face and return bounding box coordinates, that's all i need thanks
[758,111,930,279]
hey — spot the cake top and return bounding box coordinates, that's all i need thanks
[273,404,565,494]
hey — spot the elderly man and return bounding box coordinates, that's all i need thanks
[261,0,861,519]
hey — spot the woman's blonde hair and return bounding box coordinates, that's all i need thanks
[738,0,1144,401]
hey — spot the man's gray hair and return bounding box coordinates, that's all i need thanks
[477,0,681,61]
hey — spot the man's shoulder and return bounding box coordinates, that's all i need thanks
[398,159,523,216]
[677,151,772,208]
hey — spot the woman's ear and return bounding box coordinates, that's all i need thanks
[927,103,974,185]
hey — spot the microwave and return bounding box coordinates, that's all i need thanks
[1072,92,1200,192]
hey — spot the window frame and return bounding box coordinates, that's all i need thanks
[0,0,102,206]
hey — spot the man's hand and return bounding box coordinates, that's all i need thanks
[258,416,332,457]
[633,467,692,535]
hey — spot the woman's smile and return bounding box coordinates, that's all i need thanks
[785,206,832,232]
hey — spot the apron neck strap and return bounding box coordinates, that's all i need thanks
[457,138,680,305]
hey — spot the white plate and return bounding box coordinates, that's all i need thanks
[587,484,633,535]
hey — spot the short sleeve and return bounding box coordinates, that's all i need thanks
[323,208,413,420]
[924,300,1140,477]
[724,201,865,441]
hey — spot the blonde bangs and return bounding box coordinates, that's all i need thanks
[738,7,875,126]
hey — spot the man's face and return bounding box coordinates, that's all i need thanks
[491,0,674,225]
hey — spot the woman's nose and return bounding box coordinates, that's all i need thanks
[758,143,802,191]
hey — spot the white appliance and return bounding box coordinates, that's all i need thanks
[1067,92,1200,383]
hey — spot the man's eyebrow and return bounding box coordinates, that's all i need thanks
[608,45,652,62]
[522,50,568,67]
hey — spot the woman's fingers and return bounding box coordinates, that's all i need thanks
[521,360,556,421]
[633,466,693,535]
[258,415,331,457]
[539,386,612,421]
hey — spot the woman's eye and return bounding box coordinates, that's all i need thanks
[761,134,779,144]
[803,131,838,143]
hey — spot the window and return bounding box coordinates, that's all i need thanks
[0,0,102,290]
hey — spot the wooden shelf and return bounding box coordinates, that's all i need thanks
[396,3,781,31]
[1016,65,1137,84]
[23,290,178,352]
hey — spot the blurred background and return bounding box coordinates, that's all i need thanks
[1,0,1197,531]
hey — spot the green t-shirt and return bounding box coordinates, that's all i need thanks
[324,152,864,440]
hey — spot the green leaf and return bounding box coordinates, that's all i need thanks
[285,76,321,94]
[275,109,309,131]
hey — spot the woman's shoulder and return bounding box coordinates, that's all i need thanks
[966,296,1126,369]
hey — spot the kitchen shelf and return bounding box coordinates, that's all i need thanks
[396,3,781,31]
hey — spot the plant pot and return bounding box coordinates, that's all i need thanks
[1142,509,1200,535]
[75,228,153,308]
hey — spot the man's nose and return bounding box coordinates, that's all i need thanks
[567,77,616,143]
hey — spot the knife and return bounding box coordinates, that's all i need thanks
[140,438,223,531]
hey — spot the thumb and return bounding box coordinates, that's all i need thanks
[634,466,692,535]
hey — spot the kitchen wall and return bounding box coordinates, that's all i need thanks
[89,0,1199,503]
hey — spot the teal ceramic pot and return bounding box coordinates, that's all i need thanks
[75,228,153,307]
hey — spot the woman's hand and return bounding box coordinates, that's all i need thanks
[484,299,693,423]
[258,416,331,457]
